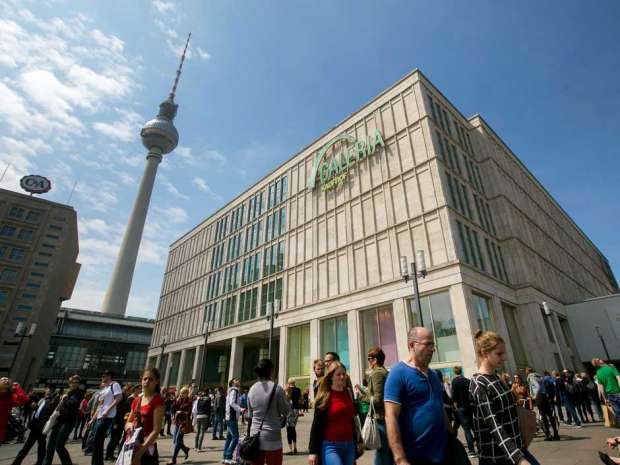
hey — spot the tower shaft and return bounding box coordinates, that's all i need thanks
[101,150,162,316]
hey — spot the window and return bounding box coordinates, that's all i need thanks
[18,229,34,241]
[22,293,36,299]
[42,243,56,249]
[0,246,5,258]
[320,315,349,369]
[260,278,282,316]
[45,234,59,240]
[287,324,311,389]
[0,290,9,305]
[267,175,288,210]
[408,291,460,363]
[8,207,25,219]
[34,262,48,267]
[502,303,527,369]
[31,271,45,278]
[39,252,52,257]
[26,282,40,288]
[472,293,494,332]
[49,224,62,231]
[238,287,258,322]
[26,210,42,223]
[9,248,26,262]
[361,306,398,368]
[16,304,32,311]
[0,268,17,283]
[0,225,16,237]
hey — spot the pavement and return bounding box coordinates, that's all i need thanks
[0,414,617,465]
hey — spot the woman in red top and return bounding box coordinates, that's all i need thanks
[308,362,361,465]
[125,368,164,465]
[0,377,29,443]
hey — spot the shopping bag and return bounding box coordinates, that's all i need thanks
[361,398,381,450]
[116,427,143,465]
[604,403,617,428]
[516,406,537,448]
[42,409,59,436]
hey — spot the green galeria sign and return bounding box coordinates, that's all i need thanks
[306,129,385,192]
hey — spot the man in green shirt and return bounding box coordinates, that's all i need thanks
[593,357,620,425]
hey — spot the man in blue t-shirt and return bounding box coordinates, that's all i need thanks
[384,327,447,464]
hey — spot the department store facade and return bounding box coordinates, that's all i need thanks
[147,69,617,390]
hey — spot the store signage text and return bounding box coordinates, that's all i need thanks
[306,129,385,192]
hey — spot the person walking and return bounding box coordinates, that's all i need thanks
[212,387,225,440]
[384,327,446,465]
[168,386,192,465]
[74,393,91,440]
[312,359,325,398]
[223,379,242,464]
[525,367,559,441]
[451,366,477,459]
[469,330,540,465]
[42,375,85,465]
[308,361,361,465]
[0,377,29,443]
[105,384,133,460]
[82,384,103,453]
[90,371,122,465]
[11,386,59,465]
[285,379,300,455]
[564,372,583,428]
[576,373,595,423]
[360,347,392,465]
[583,373,604,422]
[125,368,164,465]
[247,359,291,465]
[552,370,567,423]
[592,358,620,425]
[239,390,248,424]
[194,390,211,452]
[161,390,173,436]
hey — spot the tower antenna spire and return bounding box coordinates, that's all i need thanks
[169,32,191,102]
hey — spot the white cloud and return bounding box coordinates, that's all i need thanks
[90,29,124,53]
[192,176,222,200]
[196,47,211,60]
[160,206,189,224]
[152,0,176,14]
[92,109,142,142]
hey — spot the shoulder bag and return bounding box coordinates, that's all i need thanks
[239,384,277,462]
[361,396,380,450]
[42,399,63,436]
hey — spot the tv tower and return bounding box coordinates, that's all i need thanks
[101,34,191,316]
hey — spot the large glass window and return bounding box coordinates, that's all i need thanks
[360,306,398,368]
[288,324,310,391]
[0,225,16,237]
[408,291,459,363]
[320,316,349,370]
[472,293,494,332]
[502,303,527,369]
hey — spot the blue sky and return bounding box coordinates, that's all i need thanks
[1,0,618,317]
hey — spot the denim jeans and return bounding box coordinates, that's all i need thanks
[374,420,394,465]
[43,422,74,465]
[564,398,581,426]
[91,418,113,465]
[454,408,476,454]
[212,413,225,439]
[322,440,355,465]
[195,417,209,450]
[223,419,239,460]
[172,426,188,462]
[607,394,620,426]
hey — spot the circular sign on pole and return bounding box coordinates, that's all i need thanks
[20,175,52,195]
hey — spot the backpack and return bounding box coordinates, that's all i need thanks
[566,382,576,395]
[197,396,211,415]
[543,377,556,398]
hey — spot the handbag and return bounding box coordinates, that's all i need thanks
[239,384,277,462]
[42,400,63,436]
[516,406,536,448]
[361,397,381,450]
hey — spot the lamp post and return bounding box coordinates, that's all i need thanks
[8,322,37,380]
[268,299,281,360]
[400,251,427,325]
[542,301,566,369]
[595,326,612,361]
[158,333,169,370]
[199,317,214,387]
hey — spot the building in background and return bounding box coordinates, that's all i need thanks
[147,69,618,391]
[39,307,154,389]
[0,188,80,387]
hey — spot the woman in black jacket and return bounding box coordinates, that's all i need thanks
[42,375,84,465]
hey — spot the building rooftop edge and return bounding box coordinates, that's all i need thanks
[169,67,428,248]
[565,292,620,306]
[60,307,155,324]
[0,187,77,211]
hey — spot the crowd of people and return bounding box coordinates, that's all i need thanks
[2,328,620,465]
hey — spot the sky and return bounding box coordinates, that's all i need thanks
[0,0,618,319]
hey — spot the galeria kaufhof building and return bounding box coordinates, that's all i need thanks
[147,69,617,391]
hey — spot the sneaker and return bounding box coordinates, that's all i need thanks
[467,452,478,458]
[571,424,582,429]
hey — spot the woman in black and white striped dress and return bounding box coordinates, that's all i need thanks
[469,330,541,465]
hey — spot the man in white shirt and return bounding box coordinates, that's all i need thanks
[91,371,122,465]
[223,379,242,464]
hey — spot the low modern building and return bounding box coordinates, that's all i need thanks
[38,307,154,389]
[147,69,618,391]
[0,188,80,387]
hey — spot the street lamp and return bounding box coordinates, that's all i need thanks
[542,301,566,369]
[267,299,281,360]
[400,251,427,325]
[158,333,169,370]
[8,322,37,380]
[199,317,214,387]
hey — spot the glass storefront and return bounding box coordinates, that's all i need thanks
[181,348,195,385]
[287,324,311,391]
[408,291,460,363]
[472,293,494,332]
[320,315,349,370]
[360,306,398,368]
[168,351,181,386]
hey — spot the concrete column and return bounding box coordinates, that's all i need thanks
[492,295,516,372]
[228,337,244,381]
[192,346,201,382]
[154,354,161,370]
[309,319,320,402]
[449,284,477,377]
[176,349,187,388]
[278,325,288,386]
[101,150,163,316]
[163,352,173,388]
[393,297,411,360]
[347,309,362,386]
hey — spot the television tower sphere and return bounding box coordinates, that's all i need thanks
[140,98,179,154]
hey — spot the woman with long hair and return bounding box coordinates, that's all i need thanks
[246,359,291,465]
[168,386,192,465]
[125,368,164,465]
[469,330,540,465]
[308,361,361,465]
